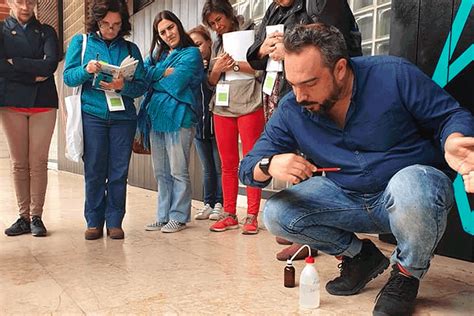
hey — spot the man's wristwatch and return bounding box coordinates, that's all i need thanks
[233,61,240,72]
[259,156,273,176]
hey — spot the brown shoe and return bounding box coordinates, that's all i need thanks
[275,236,293,245]
[85,227,103,240]
[107,227,124,239]
[276,243,318,261]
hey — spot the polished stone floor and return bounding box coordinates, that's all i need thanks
[0,158,473,315]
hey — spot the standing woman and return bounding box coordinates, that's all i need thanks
[63,0,147,240]
[142,11,203,233]
[1,0,59,237]
[202,0,265,234]
[187,25,223,221]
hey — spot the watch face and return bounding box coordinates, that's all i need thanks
[233,64,240,72]
[261,157,270,165]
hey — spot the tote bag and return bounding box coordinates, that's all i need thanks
[65,34,87,162]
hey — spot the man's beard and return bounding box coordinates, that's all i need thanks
[301,79,343,115]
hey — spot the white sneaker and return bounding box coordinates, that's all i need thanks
[194,204,213,220]
[145,221,167,231]
[209,202,223,221]
[161,220,186,233]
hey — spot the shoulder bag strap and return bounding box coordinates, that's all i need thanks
[73,34,87,96]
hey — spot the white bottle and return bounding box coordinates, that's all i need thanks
[299,256,320,309]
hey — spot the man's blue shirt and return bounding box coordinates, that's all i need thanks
[239,56,474,193]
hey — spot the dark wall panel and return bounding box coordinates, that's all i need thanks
[388,0,420,62]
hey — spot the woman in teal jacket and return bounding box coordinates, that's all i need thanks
[141,10,203,233]
[63,0,147,240]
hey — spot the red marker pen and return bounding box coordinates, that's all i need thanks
[315,167,341,172]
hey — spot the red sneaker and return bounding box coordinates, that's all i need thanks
[242,215,259,235]
[209,213,239,232]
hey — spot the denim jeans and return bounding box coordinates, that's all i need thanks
[194,137,222,207]
[151,127,194,223]
[82,112,136,229]
[264,165,453,279]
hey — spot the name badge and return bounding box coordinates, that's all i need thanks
[215,83,230,107]
[105,91,125,112]
[263,71,278,95]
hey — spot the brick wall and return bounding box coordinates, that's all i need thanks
[0,0,9,21]
[63,0,87,50]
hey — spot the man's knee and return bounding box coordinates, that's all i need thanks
[387,165,454,208]
[387,164,454,216]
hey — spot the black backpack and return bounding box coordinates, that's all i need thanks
[306,0,363,57]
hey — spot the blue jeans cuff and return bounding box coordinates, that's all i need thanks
[340,237,363,257]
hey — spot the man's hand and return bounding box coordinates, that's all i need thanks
[445,133,474,192]
[100,74,124,91]
[254,153,317,184]
[463,171,474,193]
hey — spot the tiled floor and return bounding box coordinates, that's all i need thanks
[0,157,473,315]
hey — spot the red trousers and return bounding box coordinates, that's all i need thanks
[213,108,265,215]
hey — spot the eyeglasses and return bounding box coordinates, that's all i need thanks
[98,21,122,31]
[12,0,36,7]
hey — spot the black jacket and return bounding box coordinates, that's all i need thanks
[0,16,59,108]
[247,0,361,98]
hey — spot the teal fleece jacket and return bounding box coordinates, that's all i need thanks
[63,33,147,120]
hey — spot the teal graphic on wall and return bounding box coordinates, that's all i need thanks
[432,0,474,235]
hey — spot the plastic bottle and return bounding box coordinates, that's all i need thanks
[299,256,320,309]
[284,259,295,288]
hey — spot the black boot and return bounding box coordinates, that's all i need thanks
[326,239,389,296]
[373,264,419,316]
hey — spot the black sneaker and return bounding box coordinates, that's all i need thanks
[5,217,31,236]
[373,264,420,316]
[31,216,47,237]
[326,239,390,296]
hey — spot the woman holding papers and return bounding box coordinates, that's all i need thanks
[1,0,59,237]
[202,0,265,235]
[141,10,203,233]
[63,0,147,240]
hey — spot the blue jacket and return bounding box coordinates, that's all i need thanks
[195,69,214,140]
[63,33,147,120]
[0,16,59,108]
[144,46,203,132]
[239,56,474,193]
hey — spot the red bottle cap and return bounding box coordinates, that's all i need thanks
[305,256,314,263]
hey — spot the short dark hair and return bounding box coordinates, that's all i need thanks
[284,23,349,69]
[149,10,197,62]
[86,0,131,37]
[188,25,212,42]
[201,0,238,31]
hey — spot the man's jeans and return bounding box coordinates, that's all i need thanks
[264,165,454,279]
[82,112,136,229]
[151,127,194,223]
[194,137,223,207]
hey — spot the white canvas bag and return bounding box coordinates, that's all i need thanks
[65,34,87,162]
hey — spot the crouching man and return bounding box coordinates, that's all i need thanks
[239,23,474,315]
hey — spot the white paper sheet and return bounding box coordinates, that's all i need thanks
[222,30,255,81]
[266,24,285,72]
